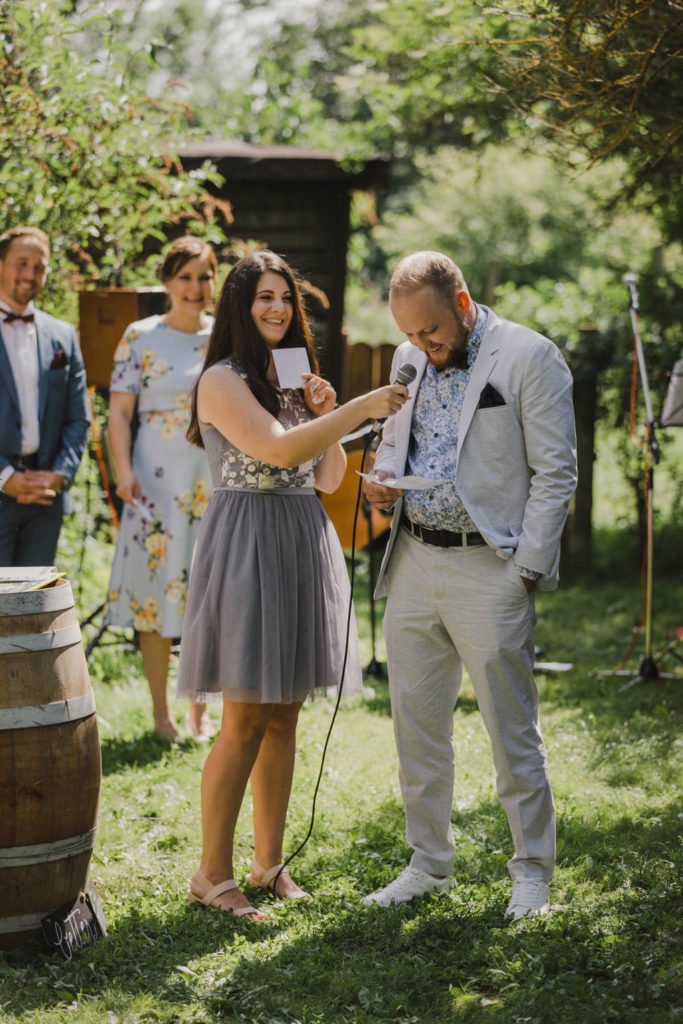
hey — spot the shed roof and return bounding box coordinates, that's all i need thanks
[180,139,389,188]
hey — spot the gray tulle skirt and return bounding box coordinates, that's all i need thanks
[176,488,362,703]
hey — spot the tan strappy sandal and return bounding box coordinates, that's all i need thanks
[187,869,266,920]
[245,860,312,901]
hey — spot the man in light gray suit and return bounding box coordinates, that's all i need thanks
[361,252,577,920]
[0,227,89,566]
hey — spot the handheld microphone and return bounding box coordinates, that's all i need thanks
[623,272,639,311]
[369,362,417,437]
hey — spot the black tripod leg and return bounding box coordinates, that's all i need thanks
[85,621,109,658]
[363,499,387,679]
[80,601,106,630]
[80,600,110,657]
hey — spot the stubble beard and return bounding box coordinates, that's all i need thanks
[9,283,38,308]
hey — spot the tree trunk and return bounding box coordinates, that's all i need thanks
[563,328,599,577]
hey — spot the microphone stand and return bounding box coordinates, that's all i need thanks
[627,275,660,681]
[359,364,417,678]
[603,276,663,687]
[363,488,387,679]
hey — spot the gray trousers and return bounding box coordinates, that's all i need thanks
[383,529,555,882]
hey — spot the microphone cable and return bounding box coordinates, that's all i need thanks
[273,429,377,892]
[272,361,415,891]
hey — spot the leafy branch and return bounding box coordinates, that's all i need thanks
[0,0,227,319]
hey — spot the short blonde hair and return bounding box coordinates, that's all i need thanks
[390,251,466,307]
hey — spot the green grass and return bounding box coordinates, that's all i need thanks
[1,445,682,1023]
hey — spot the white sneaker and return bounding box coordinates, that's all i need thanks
[361,866,454,907]
[505,879,550,921]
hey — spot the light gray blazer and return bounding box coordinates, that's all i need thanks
[373,309,578,596]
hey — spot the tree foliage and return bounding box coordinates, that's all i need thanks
[350,142,681,364]
[64,0,244,111]
[221,0,522,160]
[347,140,681,475]
[224,0,682,226]
[0,0,228,318]
[344,141,682,555]
[502,0,683,233]
[54,0,680,229]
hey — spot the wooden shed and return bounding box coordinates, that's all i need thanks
[180,140,389,396]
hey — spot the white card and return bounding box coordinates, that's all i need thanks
[272,348,311,389]
[357,471,450,491]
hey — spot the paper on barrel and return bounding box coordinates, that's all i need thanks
[0,566,64,593]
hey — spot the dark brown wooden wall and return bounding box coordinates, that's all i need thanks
[221,180,351,391]
[180,143,389,400]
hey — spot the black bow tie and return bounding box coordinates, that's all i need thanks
[2,311,35,324]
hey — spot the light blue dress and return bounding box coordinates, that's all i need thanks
[104,316,211,638]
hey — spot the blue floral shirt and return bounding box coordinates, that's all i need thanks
[404,304,488,531]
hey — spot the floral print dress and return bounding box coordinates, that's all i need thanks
[104,316,211,637]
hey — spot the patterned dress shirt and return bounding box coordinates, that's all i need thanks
[404,304,488,531]
[403,303,540,581]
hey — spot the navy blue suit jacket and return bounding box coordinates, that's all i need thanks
[0,309,89,511]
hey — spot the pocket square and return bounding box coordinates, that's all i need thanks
[478,382,506,408]
[49,345,68,370]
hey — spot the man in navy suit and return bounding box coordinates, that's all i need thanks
[0,227,89,566]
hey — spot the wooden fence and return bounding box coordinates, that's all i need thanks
[342,340,397,400]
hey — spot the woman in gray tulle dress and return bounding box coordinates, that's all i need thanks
[178,251,409,920]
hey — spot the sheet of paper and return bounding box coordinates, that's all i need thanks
[0,566,57,581]
[28,572,67,591]
[0,566,59,593]
[357,471,450,491]
[130,499,154,523]
[272,347,311,389]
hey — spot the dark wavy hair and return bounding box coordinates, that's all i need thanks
[187,250,319,448]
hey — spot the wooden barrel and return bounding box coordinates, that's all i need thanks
[0,579,101,950]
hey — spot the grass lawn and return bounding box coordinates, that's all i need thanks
[1,441,681,1023]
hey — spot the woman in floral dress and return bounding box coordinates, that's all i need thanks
[105,237,216,740]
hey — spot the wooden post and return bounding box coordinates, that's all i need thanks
[563,326,600,576]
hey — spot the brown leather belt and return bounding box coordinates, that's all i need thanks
[401,515,486,549]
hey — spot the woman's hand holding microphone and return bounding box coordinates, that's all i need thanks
[303,374,410,424]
